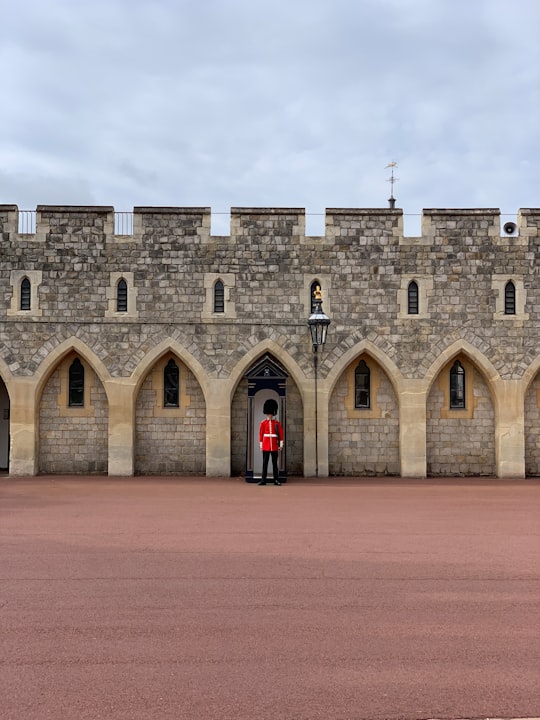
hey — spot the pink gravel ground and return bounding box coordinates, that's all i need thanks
[1,476,539,720]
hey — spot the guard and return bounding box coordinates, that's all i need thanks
[258,399,284,486]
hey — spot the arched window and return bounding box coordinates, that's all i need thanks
[117,278,128,312]
[214,280,225,313]
[164,359,180,408]
[449,360,465,409]
[407,280,419,315]
[504,281,516,315]
[354,359,371,409]
[20,277,31,310]
[310,280,321,312]
[69,358,85,407]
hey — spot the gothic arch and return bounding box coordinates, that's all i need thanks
[229,340,306,478]
[133,339,207,476]
[0,357,14,396]
[228,339,308,402]
[34,337,112,400]
[521,355,540,395]
[130,338,209,401]
[423,339,501,398]
[325,339,404,398]
[424,339,498,477]
[0,359,12,471]
[35,338,110,475]
[523,354,540,477]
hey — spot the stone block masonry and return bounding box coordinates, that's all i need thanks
[0,204,539,478]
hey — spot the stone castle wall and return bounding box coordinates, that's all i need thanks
[0,204,539,478]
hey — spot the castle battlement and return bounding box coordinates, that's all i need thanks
[2,204,538,242]
[0,202,539,480]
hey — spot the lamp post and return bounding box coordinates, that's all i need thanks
[307,286,331,477]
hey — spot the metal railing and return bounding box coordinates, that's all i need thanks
[16,211,134,235]
[18,210,37,234]
[114,212,133,235]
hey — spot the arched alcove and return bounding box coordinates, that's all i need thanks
[524,369,540,476]
[38,351,109,474]
[328,353,400,476]
[0,376,10,471]
[134,352,206,475]
[231,352,304,478]
[426,353,495,476]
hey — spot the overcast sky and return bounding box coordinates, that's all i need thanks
[1,0,538,234]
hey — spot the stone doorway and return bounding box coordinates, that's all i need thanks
[0,379,10,471]
[244,355,287,483]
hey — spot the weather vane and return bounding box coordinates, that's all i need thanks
[386,161,398,208]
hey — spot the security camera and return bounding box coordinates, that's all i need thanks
[503,221,517,235]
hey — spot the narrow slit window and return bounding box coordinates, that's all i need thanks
[407,280,419,314]
[214,280,225,313]
[69,358,85,407]
[20,278,31,310]
[354,359,371,409]
[164,359,180,408]
[117,278,128,312]
[504,281,516,315]
[449,360,465,409]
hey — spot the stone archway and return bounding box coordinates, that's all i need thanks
[244,355,288,483]
[426,354,495,476]
[328,353,400,476]
[134,353,206,475]
[231,354,304,479]
[38,352,109,474]
[524,370,540,476]
[0,377,10,470]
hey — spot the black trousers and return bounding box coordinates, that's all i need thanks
[262,450,279,482]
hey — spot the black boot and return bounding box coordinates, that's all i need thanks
[258,480,266,486]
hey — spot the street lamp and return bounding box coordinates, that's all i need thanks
[307,286,331,477]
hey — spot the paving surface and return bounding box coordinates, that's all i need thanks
[1,476,539,720]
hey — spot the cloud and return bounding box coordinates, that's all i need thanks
[1,0,538,216]
[0,169,95,208]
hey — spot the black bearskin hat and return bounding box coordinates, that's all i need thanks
[263,398,278,415]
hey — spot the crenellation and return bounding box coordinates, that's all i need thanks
[0,205,19,236]
[519,208,540,232]
[133,206,211,238]
[36,205,115,238]
[0,202,539,478]
[231,207,305,239]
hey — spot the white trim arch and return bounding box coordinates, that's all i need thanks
[325,338,402,475]
[0,358,15,397]
[423,339,501,400]
[521,355,540,397]
[130,338,210,404]
[522,355,540,478]
[34,338,112,401]
[325,340,404,399]
[423,339,506,477]
[422,339,503,438]
[130,339,208,477]
[0,363,13,473]
[32,338,111,476]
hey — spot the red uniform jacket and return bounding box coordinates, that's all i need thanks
[259,418,284,452]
